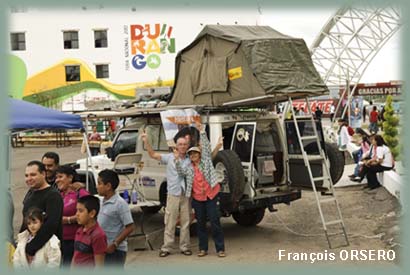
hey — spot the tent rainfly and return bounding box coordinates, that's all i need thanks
[168,25,329,107]
[9,98,83,129]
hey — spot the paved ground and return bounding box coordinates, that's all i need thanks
[10,144,401,266]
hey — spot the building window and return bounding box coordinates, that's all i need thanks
[94,30,108,48]
[96,64,109,78]
[10,32,26,51]
[63,31,79,49]
[65,65,80,81]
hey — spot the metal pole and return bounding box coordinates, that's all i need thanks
[346,70,351,125]
[85,118,89,191]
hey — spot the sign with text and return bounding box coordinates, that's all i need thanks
[160,109,200,145]
[292,100,335,114]
[124,23,176,71]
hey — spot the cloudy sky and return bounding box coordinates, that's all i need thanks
[259,7,401,83]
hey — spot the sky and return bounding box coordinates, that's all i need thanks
[260,8,401,84]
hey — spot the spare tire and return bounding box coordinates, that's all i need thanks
[232,208,265,226]
[304,142,345,184]
[213,150,245,211]
[325,142,345,184]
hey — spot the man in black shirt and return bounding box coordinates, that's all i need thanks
[20,160,63,264]
[42,152,60,189]
[315,107,323,121]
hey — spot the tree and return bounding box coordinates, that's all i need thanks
[382,95,400,159]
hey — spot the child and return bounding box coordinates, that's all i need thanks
[13,207,61,269]
[96,169,134,267]
[72,195,107,268]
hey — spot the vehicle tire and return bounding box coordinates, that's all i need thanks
[232,208,265,226]
[159,182,168,207]
[213,150,245,211]
[141,205,162,214]
[304,142,345,185]
[325,142,345,184]
[175,222,197,237]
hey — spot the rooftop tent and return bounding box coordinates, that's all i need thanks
[9,98,83,129]
[168,25,329,107]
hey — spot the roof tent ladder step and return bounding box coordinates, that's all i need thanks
[287,96,349,249]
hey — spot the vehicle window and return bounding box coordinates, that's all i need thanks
[159,127,169,151]
[231,123,256,163]
[284,119,324,154]
[112,131,138,157]
[144,124,169,151]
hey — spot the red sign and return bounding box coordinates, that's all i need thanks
[292,100,335,114]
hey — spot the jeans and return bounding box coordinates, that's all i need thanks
[105,249,127,267]
[352,149,363,177]
[352,149,362,163]
[369,122,378,133]
[90,147,100,156]
[62,240,74,266]
[366,165,393,188]
[192,196,225,253]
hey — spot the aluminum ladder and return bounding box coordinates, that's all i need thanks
[288,96,349,249]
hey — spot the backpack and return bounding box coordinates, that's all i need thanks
[347,126,355,136]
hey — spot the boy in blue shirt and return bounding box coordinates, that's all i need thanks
[97,169,135,267]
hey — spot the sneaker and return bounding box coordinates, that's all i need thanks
[351,177,361,182]
[217,251,226,258]
[197,250,208,257]
[348,174,356,178]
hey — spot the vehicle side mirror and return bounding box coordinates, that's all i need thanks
[106,147,114,160]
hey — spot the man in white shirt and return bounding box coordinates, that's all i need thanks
[330,104,335,122]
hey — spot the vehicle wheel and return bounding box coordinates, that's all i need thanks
[232,208,265,226]
[304,142,345,185]
[175,221,197,237]
[141,205,162,214]
[159,182,168,207]
[213,150,245,211]
[325,142,345,184]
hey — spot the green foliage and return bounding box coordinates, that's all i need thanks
[382,95,400,159]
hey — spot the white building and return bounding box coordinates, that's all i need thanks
[8,5,260,107]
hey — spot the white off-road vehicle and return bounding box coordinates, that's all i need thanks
[76,107,344,226]
[76,24,345,226]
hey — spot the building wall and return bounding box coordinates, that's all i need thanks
[8,6,259,100]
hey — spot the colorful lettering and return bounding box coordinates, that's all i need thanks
[128,23,176,71]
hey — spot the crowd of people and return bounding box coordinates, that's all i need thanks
[7,118,227,269]
[8,152,136,269]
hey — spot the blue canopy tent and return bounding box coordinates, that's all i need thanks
[9,98,83,129]
[7,98,97,191]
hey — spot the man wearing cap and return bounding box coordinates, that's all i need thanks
[140,130,192,257]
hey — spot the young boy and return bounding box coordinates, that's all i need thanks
[97,169,135,267]
[72,195,107,268]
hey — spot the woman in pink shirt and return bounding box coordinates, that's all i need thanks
[175,122,226,258]
[55,165,89,266]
